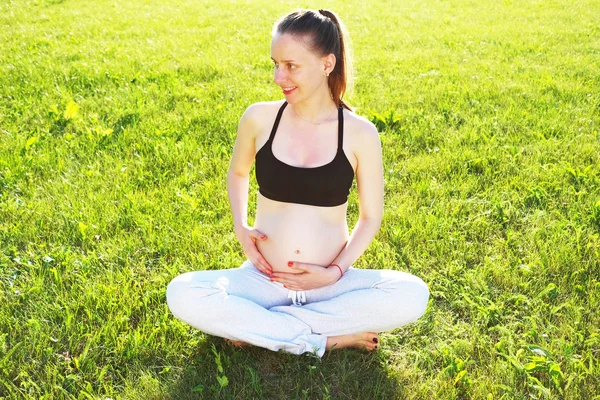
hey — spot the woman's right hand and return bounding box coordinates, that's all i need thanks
[235,225,273,276]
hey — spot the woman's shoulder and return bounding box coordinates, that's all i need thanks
[237,100,285,138]
[343,109,382,166]
[342,108,379,140]
[242,100,286,123]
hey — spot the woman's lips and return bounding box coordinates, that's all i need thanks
[282,87,297,95]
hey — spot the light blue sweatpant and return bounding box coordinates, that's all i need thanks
[166,260,429,358]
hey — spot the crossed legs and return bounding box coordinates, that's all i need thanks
[166,260,429,358]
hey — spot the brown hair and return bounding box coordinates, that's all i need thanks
[273,9,353,111]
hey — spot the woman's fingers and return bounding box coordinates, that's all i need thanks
[271,273,310,290]
[252,257,271,274]
[236,226,272,275]
[251,259,265,272]
[243,242,272,275]
[252,245,272,272]
[250,229,268,241]
[288,261,318,273]
[251,250,272,275]
[272,274,303,286]
[258,257,273,275]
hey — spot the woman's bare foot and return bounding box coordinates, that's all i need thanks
[326,332,380,352]
[224,339,252,348]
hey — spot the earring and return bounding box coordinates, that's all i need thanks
[324,72,329,77]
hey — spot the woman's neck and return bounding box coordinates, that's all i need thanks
[290,91,338,123]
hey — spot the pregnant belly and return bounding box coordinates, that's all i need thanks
[254,207,349,274]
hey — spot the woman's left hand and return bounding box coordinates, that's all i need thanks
[270,261,342,291]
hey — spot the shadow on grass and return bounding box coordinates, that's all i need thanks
[164,335,405,399]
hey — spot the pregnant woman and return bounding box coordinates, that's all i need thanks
[166,9,429,357]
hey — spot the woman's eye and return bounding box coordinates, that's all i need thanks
[271,62,295,70]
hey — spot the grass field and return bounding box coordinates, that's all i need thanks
[1,0,599,398]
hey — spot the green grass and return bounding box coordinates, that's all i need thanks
[1,0,599,398]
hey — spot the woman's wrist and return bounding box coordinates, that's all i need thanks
[234,223,250,237]
[327,264,343,282]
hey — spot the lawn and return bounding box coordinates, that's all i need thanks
[1,0,599,398]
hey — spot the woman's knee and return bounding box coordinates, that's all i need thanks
[387,272,430,324]
[166,273,193,320]
[406,275,429,321]
[166,271,229,321]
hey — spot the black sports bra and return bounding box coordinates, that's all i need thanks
[255,102,355,207]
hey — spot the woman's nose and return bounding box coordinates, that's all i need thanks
[274,66,287,85]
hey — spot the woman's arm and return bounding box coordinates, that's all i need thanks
[227,104,274,275]
[329,120,384,273]
[227,106,257,231]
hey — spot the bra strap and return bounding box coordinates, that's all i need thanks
[268,101,288,142]
[337,106,344,150]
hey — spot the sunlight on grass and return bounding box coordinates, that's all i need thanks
[1,0,599,398]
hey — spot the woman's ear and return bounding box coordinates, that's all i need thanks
[323,53,337,75]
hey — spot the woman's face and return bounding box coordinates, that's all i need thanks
[270,33,332,104]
